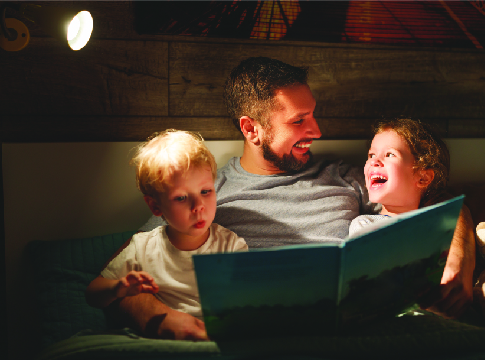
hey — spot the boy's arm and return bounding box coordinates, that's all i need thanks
[421,205,476,318]
[106,293,208,340]
[85,272,159,308]
[85,275,123,308]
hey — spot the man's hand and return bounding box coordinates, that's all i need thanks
[109,293,208,341]
[148,307,208,341]
[419,205,475,318]
[420,261,473,318]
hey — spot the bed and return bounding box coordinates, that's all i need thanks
[26,184,485,360]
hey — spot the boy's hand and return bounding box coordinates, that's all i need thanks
[115,271,159,299]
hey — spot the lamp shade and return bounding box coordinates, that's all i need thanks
[22,4,93,50]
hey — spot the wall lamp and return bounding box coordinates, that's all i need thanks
[0,2,93,51]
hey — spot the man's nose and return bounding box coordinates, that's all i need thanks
[306,116,322,139]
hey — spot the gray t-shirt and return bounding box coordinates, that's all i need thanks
[140,156,375,248]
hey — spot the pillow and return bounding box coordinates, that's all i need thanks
[26,230,136,349]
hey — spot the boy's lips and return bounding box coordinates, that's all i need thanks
[194,220,206,229]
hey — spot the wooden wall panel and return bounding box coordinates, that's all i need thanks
[2,116,242,142]
[1,1,485,142]
[3,39,168,116]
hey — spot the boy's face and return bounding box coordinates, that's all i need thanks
[257,84,322,173]
[365,130,428,215]
[150,165,216,246]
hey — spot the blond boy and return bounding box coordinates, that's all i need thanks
[86,130,247,324]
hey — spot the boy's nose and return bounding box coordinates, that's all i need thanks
[192,197,204,212]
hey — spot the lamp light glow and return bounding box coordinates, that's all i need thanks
[67,11,93,50]
[0,3,93,51]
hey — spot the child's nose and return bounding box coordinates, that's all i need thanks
[192,197,204,212]
[370,157,383,166]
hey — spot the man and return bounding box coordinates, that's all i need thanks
[111,57,475,340]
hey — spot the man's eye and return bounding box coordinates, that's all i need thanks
[293,119,303,125]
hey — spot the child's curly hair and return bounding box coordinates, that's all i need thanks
[374,118,450,207]
[131,129,217,200]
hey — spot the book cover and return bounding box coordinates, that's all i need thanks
[193,195,464,340]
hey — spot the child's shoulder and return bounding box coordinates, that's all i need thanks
[208,223,248,252]
[132,226,166,245]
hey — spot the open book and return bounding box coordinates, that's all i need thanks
[193,195,464,340]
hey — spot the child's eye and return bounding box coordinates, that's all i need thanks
[201,189,212,195]
[386,152,395,157]
[368,153,375,159]
[175,196,186,202]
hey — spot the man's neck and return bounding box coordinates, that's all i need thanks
[240,142,284,175]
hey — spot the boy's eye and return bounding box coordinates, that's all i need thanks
[201,189,212,195]
[175,196,186,202]
[386,152,395,157]
[368,153,375,158]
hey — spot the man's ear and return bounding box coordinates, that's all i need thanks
[416,169,435,189]
[144,196,163,216]
[240,116,260,145]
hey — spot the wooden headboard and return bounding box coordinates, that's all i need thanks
[1,1,485,143]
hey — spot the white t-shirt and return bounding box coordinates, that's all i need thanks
[101,223,247,319]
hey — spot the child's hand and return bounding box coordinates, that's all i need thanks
[115,271,159,299]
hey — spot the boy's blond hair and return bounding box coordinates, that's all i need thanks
[131,129,217,199]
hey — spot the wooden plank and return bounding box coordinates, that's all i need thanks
[449,119,485,138]
[1,116,243,142]
[169,42,485,120]
[4,115,480,143]
[2,38,169,116]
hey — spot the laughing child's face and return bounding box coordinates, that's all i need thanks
[365,130,430,215]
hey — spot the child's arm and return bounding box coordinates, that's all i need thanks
[86,271,159,308]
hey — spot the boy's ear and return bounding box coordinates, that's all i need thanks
[417,169,435,188]
[144,196,163,217]
[240,116,260,145]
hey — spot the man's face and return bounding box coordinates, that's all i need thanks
[259,84,321,172]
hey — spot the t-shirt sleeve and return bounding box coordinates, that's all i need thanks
[216,225,248,252]
[100,238,140,280]
[233,235,248,251]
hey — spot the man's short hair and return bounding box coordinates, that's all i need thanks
[223,57,308,132]
[131,129,217,200]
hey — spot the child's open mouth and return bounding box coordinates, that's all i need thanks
[370,174,388,188]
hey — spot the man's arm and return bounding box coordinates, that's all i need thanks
[420,205,476,318]
[106,293,208,340]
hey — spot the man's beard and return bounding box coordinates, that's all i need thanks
[261,136,312,173]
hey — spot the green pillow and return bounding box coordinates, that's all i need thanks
[26,231,136,349]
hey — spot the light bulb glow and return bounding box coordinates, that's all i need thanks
[67,17,80,41]
[67,11,93,50]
